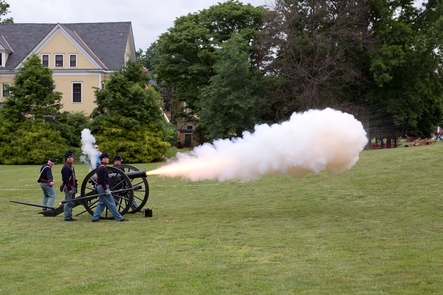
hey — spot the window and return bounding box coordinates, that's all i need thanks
[69,54,77,67]
[186,125,194,130]
[72,82,82,103]
[55,54,63,67]
[0,52,6,67]
[42,54,49,67]
[2,83,10,97]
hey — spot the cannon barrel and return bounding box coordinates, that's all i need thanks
[89,170,147,182]
[124,170,148,179]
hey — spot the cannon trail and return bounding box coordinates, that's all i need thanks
[147,108,368,182]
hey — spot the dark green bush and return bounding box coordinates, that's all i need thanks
[56,111,91,147]
[93,117,170,163]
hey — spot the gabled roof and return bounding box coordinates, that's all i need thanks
[0,22,135,71]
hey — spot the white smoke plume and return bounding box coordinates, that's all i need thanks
[149,108,368,182]
[80,129,99,170]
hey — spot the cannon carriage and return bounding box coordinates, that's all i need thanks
[11,164,150,219]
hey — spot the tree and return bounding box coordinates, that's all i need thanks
[260,0,443,138]
[198,34,270,140]
[137,41,158,71]
[154,0,266,116]
[90,60,173,161]
[364,0,443,138]
[0,53,67,164]
[91,60,168,129]
[4,54,62,122]
[262,0,373,119]
[0,0,13,23]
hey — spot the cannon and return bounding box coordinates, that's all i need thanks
[10,164,150,220]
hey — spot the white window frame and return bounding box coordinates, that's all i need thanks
[72,82,82,103]
[41,54,50,67]
[54,54,64,67]
[69,54,77,68]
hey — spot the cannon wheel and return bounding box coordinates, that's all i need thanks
[80,166,134,219]
[115,164,150,213]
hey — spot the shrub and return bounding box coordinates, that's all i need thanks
[93,118,170,163]
[56,111,91,147]
[0,119,68,164]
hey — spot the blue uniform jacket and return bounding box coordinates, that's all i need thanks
[39,164,53,183]
[61,163,76,191]
[97,164,110,190]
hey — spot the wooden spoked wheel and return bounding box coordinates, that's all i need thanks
[80,166,134,219]
[114,164,150,213]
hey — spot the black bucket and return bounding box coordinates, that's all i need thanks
[144,208,153,217]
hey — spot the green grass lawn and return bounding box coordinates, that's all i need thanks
[1,142,443,294]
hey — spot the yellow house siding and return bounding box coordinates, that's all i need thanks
[53,74,108,114]
[38,31,96,69]
[0,74,107,114]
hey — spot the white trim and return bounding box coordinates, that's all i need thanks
[0,71,15,76]
[51,70,113,76]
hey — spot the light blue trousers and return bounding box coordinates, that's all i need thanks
[92,185,124,221]
[41,183,56,209]
[63,186,76,220]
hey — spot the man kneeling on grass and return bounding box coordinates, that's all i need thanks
[92,152,128,222]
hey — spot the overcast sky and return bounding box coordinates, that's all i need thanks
[6,0,269,51]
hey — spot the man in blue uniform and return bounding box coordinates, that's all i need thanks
[61,151,77,221]
[92,152,129,222]
[38,158,56,210]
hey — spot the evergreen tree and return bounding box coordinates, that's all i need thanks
[90,60,173,162]
[0,54,67,164]
[4,54,62,122]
